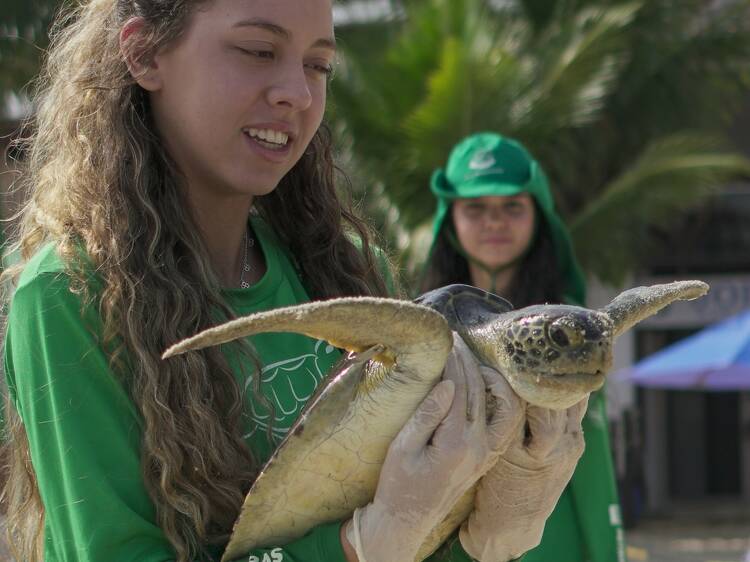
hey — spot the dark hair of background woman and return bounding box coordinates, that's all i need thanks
[420,205,566,308]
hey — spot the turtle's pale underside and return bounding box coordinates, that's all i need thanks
[162,281,708,561]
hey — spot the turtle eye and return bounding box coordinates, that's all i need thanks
[548,319,585,349]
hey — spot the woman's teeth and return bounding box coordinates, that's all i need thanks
[246,128,289,148]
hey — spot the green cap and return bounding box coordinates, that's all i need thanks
[429,132,586,305]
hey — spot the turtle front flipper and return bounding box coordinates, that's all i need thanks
[174,298,456,561]
[603,280,709,336]
[163,296,453,374]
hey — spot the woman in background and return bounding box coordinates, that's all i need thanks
[423,132,625,562]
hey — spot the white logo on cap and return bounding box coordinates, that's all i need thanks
[465,150,505,180]
[469,150,498,171]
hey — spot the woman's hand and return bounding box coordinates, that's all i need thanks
[342,336,521,562]
[459,377,588,562]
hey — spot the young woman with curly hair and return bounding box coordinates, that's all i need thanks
[1,3,586,561]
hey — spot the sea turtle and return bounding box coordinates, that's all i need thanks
[162,280,708,561]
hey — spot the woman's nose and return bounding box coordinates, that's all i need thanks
[484,208,507,227]
[267,65,313,111]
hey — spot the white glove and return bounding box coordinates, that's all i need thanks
[343,336,517,562]
[459,374,588,562]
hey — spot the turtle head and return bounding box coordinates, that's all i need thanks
[417,285,613,409]
[416,281,709,410]
[480,305,615,409]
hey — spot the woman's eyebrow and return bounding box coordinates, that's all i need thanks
[232,17,337,51]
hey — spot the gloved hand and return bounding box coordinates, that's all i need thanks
[459,372,588,562]
[342,336,520,562]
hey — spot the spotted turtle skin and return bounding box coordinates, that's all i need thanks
[417,285,614,409]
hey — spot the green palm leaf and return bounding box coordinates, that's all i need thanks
[570,133,750,285]
[513,3,640,140]
[0,0,71,98]
[332,0,750,290]
[332,0,638,228]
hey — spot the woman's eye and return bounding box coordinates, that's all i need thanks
[237,48,275,60]
[463,206,484,216]
[305,62,334,78]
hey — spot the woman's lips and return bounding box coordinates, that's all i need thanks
[243,131,293,163]
[480,237,514,244]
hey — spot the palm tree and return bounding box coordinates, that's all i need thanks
[0,0,68,102]
[331,0,750,286]
[3,0,750,284]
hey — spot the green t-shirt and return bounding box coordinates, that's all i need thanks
[4,219,347,562]
[4,220,476,562]
[521,389,625,562]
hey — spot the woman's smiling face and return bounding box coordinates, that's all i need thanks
[143,0,334,203]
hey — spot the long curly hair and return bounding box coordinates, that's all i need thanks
[420,208,565,308]
[1,0,390,560]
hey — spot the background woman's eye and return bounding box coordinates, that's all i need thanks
[463,205,484,216]
[305,62,334,77]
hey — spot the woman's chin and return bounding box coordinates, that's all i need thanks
[477,254,522,270]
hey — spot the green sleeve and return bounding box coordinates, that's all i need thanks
[5,272,347,562]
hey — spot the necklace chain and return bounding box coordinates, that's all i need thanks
[240,229,255,289]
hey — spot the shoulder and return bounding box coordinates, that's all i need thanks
[11,243,74,306]
[4,244,109,403]
[8,242,97,324]
[15,242,68,287]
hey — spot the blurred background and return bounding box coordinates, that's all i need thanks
[3,0,750,560]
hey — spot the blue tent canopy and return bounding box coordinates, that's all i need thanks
[620,308,750,390]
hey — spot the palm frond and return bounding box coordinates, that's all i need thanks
[332,0,750,288]
[570,133,750,284]
[332,0,640,228]
[0,0,69,98]
[512,2,640,142]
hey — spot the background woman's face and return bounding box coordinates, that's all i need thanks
[451,194,537,269]
[146,0,334,204]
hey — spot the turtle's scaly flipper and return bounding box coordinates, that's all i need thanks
[603,280,709,337]
[170,298,456,561]
[163,297,453,371]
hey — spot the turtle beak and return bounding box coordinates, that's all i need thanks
[602,280,709,337]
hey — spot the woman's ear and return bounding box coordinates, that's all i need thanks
[120,17,162,92]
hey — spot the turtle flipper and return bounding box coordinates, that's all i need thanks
[163,297,453,370]
[603,280,709,336]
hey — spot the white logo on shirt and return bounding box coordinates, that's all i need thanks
[248,548,284,562]
[243,339,337,443]
[609,503,622,526]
